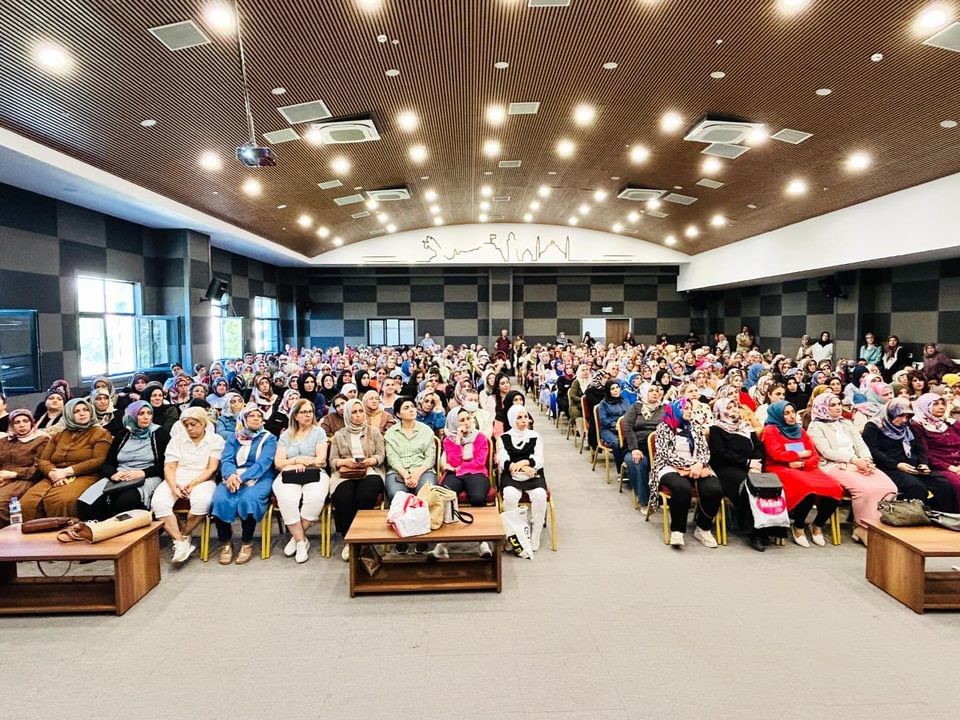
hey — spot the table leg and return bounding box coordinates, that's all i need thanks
[495,540,502,593]
[113,531,161,615]
[866,529,925,613]
[0,561,16,586]
[348,543,357,598]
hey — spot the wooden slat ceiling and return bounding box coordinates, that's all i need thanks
[1,0,959,258]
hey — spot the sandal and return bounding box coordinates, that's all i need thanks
[218,543,234,565]
[235,543,254,565]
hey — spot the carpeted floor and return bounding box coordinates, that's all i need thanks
[2,399,959,720]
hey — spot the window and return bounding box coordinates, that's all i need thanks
[137,316,180,369]
[210,294,243,359]
[77,276,138,377]
[0,310,41,393]
[253,295,280,352]
[368,318,415,347]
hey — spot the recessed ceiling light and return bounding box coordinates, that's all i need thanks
[408,145,428,163]
[674,185,683,190]
[484,171,493,175]
[297,214,313,228]
[34,42,73,73]
[556,139,576,157]
[710,214,727,227]
[664,234,677,246]
[537,185,551,198]
[198,151,222,171]
[660,111,683,133]
[396,110,419,132]
[204,3,234,32]
[547,171,557,175]
[478,213,488,222]
[611,175,620,180]
[612,222,624,233]
[745,126,769,145]
[776,0,810,14]
[385,68,400,77]
[480,201,490,211]
[330,156,351,174]
[845,151,872,171]
[627,211,641,223]
[433,217,445,226]
[573,103,596,126]
[420,175,430,180]
[271,87,286,95]
[357,0,383,11]
[377,34,388,43]
[386,223,397,233]
[593,189,608,202]
[786,178,808,196]
[242,178,262,196]
[377,212,389,223]
[332,236,343,246]
[567,216,578,226]
[304,126,323,145]
[747,203,758,209]
[316,225,330,238]
[529,201,541,211]
[480,185,494,197]
[940,119,958,128]
[629,145,650,163]
[485,104,507,126]
[684,225,700,238]
[365,199,379,210]
[523,213,534,222]
[429,204,440,214]
[578,204,590,216]
[602,61,618,70]
[871,53,884,62]
[483,139,501,157]
[276,204,287,209]
[913,5,954,34]
[140,119,157,127]
[702,157,723,175]
[710,71,726,79]
[424,189,438,201]
[646,198,662,210]
[494,61,509,69]
[816,88,832,96]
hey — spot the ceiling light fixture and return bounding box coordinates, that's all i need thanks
[316,226,330,238]
[629,144,650,163]
[332,236,343,246]
[271,87,286,95]
[567,216,578,226]
[485,104,507,126]
[710,71,726,79]
[34,42,73,73]
[494,61,509,70]
[396,110,419,132]
[816,88,832,96]
[710,214,727,227]
[297,214,313,228]
[537,185,551,198]
[646,198,662,210]
[429,204,440,214]
[573,103,596,126]
[529,201,541,211]
[593,189,608,203]
[276,204,286,209]
[602,61,618,70]
[612,222,624,233]
[386,223,397,233]
[913,5,954,34]
[330,156,351,174]
[578,204,591,215]
[433,217,445,226]
[140,119,157,127]
[871,53,884,62]
[702,157,723,175]
[408,145,428,163]
[385,69,400,77]
[523,213,534,222]
[685,225,700,238]
[627,211,641,223]
[941,119,958,128]
[365,199,379,210]
[664,234,677,246]
[424,189,438,201]
[480,201,490,211]
[198,152,223,171]
[556,139,576,158]
[357,0,383,11]
[242,178,262,196]
[204,3,235,32]
[786,178,808,196]
[304,126,323,145]
[845,151,872,171]
[478,214,488,222]
[480,185,494,197]
[660,111,683,133]
[745,126,769,145]
[377,212,389,223]
[483,139,502,157]
[776,0,810,15]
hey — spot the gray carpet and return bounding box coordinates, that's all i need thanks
[3,400,960,720]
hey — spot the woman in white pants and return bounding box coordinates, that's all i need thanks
[497,405,548,552]
[272,399,329,563]
[153,407,225,564]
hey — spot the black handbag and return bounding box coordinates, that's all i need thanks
[281,468,321,485]
[101,478,146,496]
[744,472,783,498]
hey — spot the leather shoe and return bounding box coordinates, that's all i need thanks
[749,533,766,552]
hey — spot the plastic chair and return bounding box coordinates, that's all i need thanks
[615,417,637,506]
[199,498,278,561]
[591,404,613,483]
[172,497,212,561]
[497,483,558,551]
[579,396,590,455]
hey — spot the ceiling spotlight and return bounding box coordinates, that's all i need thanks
[816,88,832,96]
[424,188,438,201]
[646,198,662,210]
[429,204,440,214]
[627,211,641,223]
[386,223,397,233]
[556,139,576,158]
[786,178,808,196]
[494,61,509,70]
[433,217,445,226]
[276,204,287,209]
[593,189,608,203]
[357,0,383,11]
[304,126,324,145]
[198,152,223,171]
[602,61,618,70]
[297,214,313,228]
[271,87,286,95]
[567,216,578,226]
[480,185,494,197]
[480,201,490,211]
[660,111,683,133]
[385,69,400,77]
[204,3,235,32]
[523,213,534,222]
[485,104,507,126]
[316,226,330,238]
[629,145,650,163]
[377,212,389,223]
[140,119,157,127]
[612,223,624,233]
[913,5,954,34]
[871,53,884,62]
[332,236,343,246]
[330,156,351,175]
[684,225,700,238]
[710,71,726,79]
[537,185,551,198]
[242,178,262,196]
[34,42,73,73]
[365,199,379,210]
[664,234,677,246]
[483,139,502,157]
[578,204,590,216]
[573,103,596,126]
[529,201,541,211]
[845,151,872,171]
[408,145,428,163]
[710,214,728,227]
[396,111,419,132]
[702,157,723,175]
[745,126,769,145]
[776,0,810,14]
[478,213,489,222]
[941,119,958,128]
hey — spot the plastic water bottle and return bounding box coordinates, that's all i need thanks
[8,497,23,529]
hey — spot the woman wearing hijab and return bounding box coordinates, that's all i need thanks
[211,405,277,565]
[783,374,809,412]
[250,373,287,437]
[653,368,678,403]
[582,369,609,453]
[76,401,170,521]
[743,363,765,391]
[33,379,72,419]
[168,375,191,409]
[121,372,150,405]
[811,331,834,363]
[329,398,386,561]
[796,335,814,363]
[863,398,958,512]
[621,383,664,509]
[36,390,65,434]
[362,389,396,433]
[708,399,768,552]
[90,388,122,437]
[909,393,960,508]
[761,401,843,547]
[215,391,246,442]
[20,399,112,520]
[497,405,548,552]
[807,393,897,544]
[598,379,631,471]
[279,389,301,418]
[650,398,721,548]
[496,390,528,434]
[143,381,180,434]
[567,364,591,442]
[206,377,230,412]
[299,372,327,418]
[850,381,893,432]
[355,369,375,397]
[880,335,909,383]
[441,406,492,512]
[0,410,50,526]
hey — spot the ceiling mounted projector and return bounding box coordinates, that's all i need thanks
[236,143,276,167]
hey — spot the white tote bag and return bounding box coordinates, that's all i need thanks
[386,491,432,538]
[500,506,533,559]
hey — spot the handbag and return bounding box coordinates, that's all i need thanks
[101,477,146,496]
[926,510,960,531]
[21,516,78,534]
[281,468,321,485]
[878,493,930,527]
[386,491,431,538]
[57,509,152,543]
[417,484,474,530]
[358,544,382,576]
[742,473,790,529]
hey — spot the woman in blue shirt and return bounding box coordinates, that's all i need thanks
[599,380,631,471]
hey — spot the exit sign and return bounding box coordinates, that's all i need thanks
[601,306,613,313]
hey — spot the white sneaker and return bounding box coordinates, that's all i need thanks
[669,531,685,547]
[283,537,297,557]
[694,527,719,549]
[426,543,449,560]
[792,527,811,548]
[171,539,195,564]
[295,539,310,563]
[810,529,826,547]
[341,545,350,562]
[531,529,543,552]
[478,541,492,558]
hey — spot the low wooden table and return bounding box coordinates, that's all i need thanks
[0,522,162,616]
[345,507,505,597]
[864,518,960,613]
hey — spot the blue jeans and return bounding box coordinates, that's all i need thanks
[623,453,650,506]
[384,470,437,502]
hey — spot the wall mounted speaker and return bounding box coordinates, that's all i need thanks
[203,277,230,302]
[818,275,847,299]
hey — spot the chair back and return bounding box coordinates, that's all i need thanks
[647,431,656,464]
[616,416,625,447]
[433,435,442,475]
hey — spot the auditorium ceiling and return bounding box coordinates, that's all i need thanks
[1,0,959,258]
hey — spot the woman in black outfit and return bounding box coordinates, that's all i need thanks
[583,370,608,453]
[707,398,769,551]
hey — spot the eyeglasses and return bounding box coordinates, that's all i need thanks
[296,409,313,415]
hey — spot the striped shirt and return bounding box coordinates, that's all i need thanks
[384,421,436,473]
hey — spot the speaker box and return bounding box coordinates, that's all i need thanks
[204,277,230,302]
[818,275,846,299]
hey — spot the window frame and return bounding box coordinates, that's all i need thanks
[252,295,281,353]
[76,275,141,380]
[368,318,416,348]
[210,293,244,359]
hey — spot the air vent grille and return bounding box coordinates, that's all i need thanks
[684,118,764,145]
[262,128,299,144]
[498,160,522,168]
[923,22,960,52]
[351,211,371,218]
[310,118,380,144]
[529,0,571,6]
[617,187,667,202]
[664,193,698,205]
[771,128,813,144]
[148,21,210,51]
[696,178,725,189]
[508,102,540,115]
[367,187,411,202]
[333,194,365,206]
[317,179,342,190]
[277,101,332,125]
[701,143,750,159]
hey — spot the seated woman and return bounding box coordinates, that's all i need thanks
[215,392,246,442]
[384,397,438,502]
[583,369,609,454]
[621,383,664,509]
[211,405,278,565]
[152,407,224,564]
[650,398,722,549]
[35,390,65,434]
[206,377,230,413]
[361,389,396,434]
[909,393,960,509]
[441,406,491,507]
[329,398,385,561]
[679,380,712,427]
[143,382,181,434]
[497,405,549,552]
[415,390,446,434]
[90,388,122,437]
[753,382,786,428]
[0,410,49,526]
[250,373,287,437]
[567,364,591,441]
[298,372,326,419]
[761,401,843,547]
[21,399,112,520]
[783,374,810,411]
[272,398,329,564]
[905,369,929,401]
[598,379,630,470]
[461,387,493,437]
[321,393,348,437]
[807,393,897,544]
[708,399,767,552]
[863,398,959,512]
[76,401,170,521]
[851,381,893,432]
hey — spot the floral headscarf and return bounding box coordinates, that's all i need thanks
[912,392,951,434]
[235,405,266,442]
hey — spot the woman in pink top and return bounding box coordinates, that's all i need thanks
[440,407,490,507]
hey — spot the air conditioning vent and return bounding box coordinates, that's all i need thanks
[499,160,522,168]
[333,194,365,206]
[148,21,210,51]
[617,187,667,203]
[492,196,511,202]
[684,118,765,145]
[696,178,725,189]
[262,128,299,144]
[508,102,541,115]
[367,187,411,202]
[664,193,698,205]
[646,209,669,219]
[923,22,960,52]
[317,179,342,190]
[309,118,380,144]
[351,211,370,219]
[702,143,751,159]
[529,0,571,6]
[771,128,813,144]
[277,100,332,125]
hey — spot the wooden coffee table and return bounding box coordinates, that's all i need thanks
[345,506,505,597]
[864,518,960,613]
[0,522,162,616]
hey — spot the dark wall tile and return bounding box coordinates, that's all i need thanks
[190,259,208,289]
[418,319,443,336]
[892,280,939,312]
[231,254,248,277]
[313,303,343,320]
[343,285,377,303]
[836,312,856,338]
[61,314,77,351]
[0,184,57,236]
[782,279,807,293]
[477,284,489,303]
[633,318,657,337]
[0,270,61,313]
[444,302,477,319]
[723,297,741,316]
[232,297,249,317]
[40,351,64,388]
[60,240,106,276]
[938,312,960,344]
[657,301,689,319]
[491,284,511,302]
[624,284,657,301]
[416,285,445,302]
[377,302,412,316]
[104,216,143,254]
[153,258,184,287]
[859,313,890,340]
[781,315,807,338]
[557,284,590,302]
[343,319,365,337]
[523,302,557,319]
[806,290,835,315]
[760,294,782,316]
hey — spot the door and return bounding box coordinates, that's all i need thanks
[605,319,630,346]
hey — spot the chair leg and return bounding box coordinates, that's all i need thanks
[604,451,611,484]
[200,515,211,561]
[661,495,671,544]
[261,506,273,560]
[323,503,332,558]
[831,507,842,545]
[548,498,558,551]
[718,499,727,546]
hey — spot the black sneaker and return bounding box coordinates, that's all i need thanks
[394,543,409,554]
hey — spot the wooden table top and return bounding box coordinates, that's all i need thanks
[0,522,162,561]
[863,519,960,556]
[346,507,505,544]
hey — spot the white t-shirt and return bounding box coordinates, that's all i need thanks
[165,431,225,484]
